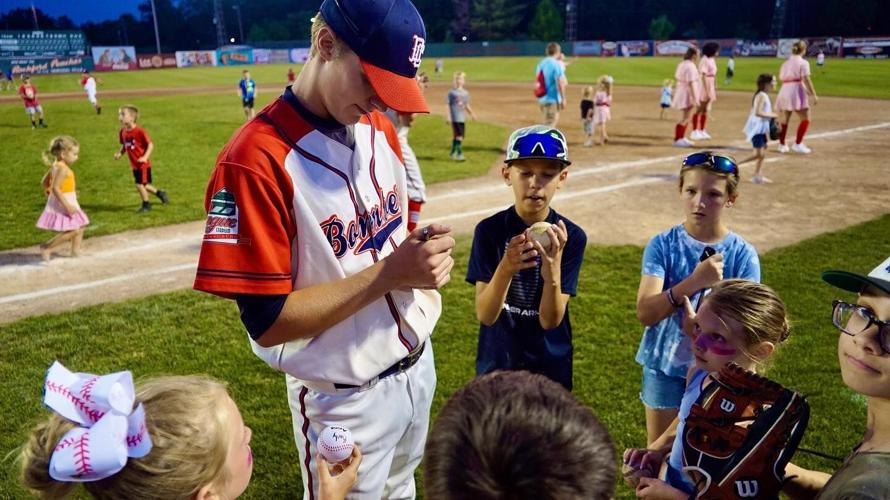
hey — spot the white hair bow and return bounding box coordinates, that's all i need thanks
[44,361,153,482]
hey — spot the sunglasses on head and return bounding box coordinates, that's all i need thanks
[682,152,739,176]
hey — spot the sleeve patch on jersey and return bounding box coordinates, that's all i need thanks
[204,188,240,244]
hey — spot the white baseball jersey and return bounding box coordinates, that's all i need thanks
[194,87,441,387]
[83,76,96,94]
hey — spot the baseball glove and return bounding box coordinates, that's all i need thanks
[681,363,809,499]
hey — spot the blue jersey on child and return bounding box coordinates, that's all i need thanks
[239,78,256,99]
[635,223,760,378]
[666,368,709,494]
[467,207,586,390]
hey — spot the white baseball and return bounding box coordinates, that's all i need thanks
[528,222,553,251]
[318,425,354,464]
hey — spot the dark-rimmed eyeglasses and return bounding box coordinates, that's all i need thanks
[832,300,890,355]
[682,152,739,177]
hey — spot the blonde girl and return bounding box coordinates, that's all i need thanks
[593,75,613,145]
[739,74,779,184]
[37,136,89,261]
[660,79,673,120]
[626,280,791,498]
[580,85,594,146]
[634,152,760,446]
[776,40,819,154]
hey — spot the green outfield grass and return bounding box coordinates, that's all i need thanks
[5,57,889,99]
[1,214,887,498]
[0,96,507,251]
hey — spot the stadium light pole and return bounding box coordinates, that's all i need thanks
[232,5,244,44]
[149,0,162,54]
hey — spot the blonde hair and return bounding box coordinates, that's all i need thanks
[704,279,791,363]
[663,78,674,87]
[41,136,79,166]
[596,75,612,92]
[453,71,466,85]
[678,156,741,198]
[20,376,233,500]
[791,40,808,55]
[309,13,346,58]
[581,85,594,99]
[119,104,139,121]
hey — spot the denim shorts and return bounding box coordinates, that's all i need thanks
[639,366,686,409]
[751,133,767,149]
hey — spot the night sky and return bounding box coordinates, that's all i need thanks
[1,0,142,24]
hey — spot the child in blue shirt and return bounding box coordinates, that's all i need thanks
[238,70,257,121]
[467,125,586,390]
[634,151,760,445]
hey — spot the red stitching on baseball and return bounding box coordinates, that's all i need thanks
[54,437,76,452]
[73,433,93,476]
[79,376,99,403]
[46,381,106,423]
[127,422,146,448]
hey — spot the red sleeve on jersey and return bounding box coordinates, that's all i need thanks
[137,127,151,146]
[366,112,405,167]
[119,129,124,145]
[194,123,298,298]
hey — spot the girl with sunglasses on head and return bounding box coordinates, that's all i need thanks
[634,152,761,446]
[626,279,791,499]
[784,256,890,499]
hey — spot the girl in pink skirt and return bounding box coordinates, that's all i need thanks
[593,75,613,145]
[37,136,89,261]
[671,47,701,147]
[776,40,819,154]
[691,42,720,141]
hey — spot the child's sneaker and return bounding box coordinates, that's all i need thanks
[454,153,466,161]
[673,138,694,148]
[689,130,703,140]
[137,201,152,213]
[583,139,593,147]
[791,143,812,154]
[777,144,790,153]
[699,130,712,140]
[750,175,773,184]
[157,190,169,204]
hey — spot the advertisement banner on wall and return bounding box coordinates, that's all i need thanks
[777,37,843,58]
[217,47,253,66]
[601,41,618,57]
[735,39,778,56]
[91,46,137,71]
[572,40,602,56]
[269,49,290,63]
[8,56,92,76]
[842,37,890,58]
[698,38,736,56]
[654,40,698,56]
[289,47,310,63]
[175,50,217,67]
[617,40,652,57]
[137,53,177,69]
[253,48,271,64]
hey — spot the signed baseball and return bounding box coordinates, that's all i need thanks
[528,222,553,251]
[318,425,354,464]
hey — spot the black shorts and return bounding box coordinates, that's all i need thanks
[660,103,670,109]
[133,167,152,185]
[726,68,734,77]
[242,97,255,109]
[451,121,465,139]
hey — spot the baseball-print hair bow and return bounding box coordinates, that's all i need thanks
[43,361,153,482]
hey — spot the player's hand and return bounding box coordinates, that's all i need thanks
[136,156,147,163]
[385,224,455,289]
[501,232,538,275]
[623,448,664,482]
[691,253,724,290]
[317,446,362,500]
[636,477,688,499]
[533,220,568,282]
[64,205,77,216]
[812,95,819,105]
[113,152,121,160]
[680,295,698,338]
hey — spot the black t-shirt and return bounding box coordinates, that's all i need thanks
[580,99,594,119]
[466,206,587,390]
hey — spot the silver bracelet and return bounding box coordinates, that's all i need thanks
[666,288,679,308]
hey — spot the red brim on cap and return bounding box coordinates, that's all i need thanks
[362,61,429,114]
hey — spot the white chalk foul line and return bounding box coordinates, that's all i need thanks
[0,263,196,305]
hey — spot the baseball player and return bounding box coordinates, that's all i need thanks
[238,69,257,121]
[80,70,101,114]
[193,1,454,499]
[18,75,47,128]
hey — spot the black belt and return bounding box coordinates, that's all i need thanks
[334,342,426,389]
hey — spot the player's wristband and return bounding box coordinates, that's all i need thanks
[666,288,679,308]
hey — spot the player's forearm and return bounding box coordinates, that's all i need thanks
[804,77,817,98]
[143,143,153,160]
[649,418,679,450]
[256,259,399,347]
[538,282,568,330]
[475,263,514,326]
[637,276,704,326]
[782,463,830,499]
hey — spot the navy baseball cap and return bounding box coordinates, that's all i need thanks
[320,0,429,113]
[823,256,890,296]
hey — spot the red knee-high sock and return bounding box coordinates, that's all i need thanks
[795,120,810,144]
[691,113,700,130]
[699,113,708,130]
[675,123,684,141]
[779,123,789,145]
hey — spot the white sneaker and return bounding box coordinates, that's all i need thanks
[673,138,694,148]
[583,139,593,147]
[700,130,712,140]
[777,144,790,153]
[689,130,702,140]
[750,175,773,184]
[791,143,812,154]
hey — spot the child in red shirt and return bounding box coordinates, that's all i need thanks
[114,105,169,212]
[18,75,47,129]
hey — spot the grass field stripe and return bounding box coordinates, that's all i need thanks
[0,263,196,305]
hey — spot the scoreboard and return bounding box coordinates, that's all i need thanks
[0,31,86,58]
